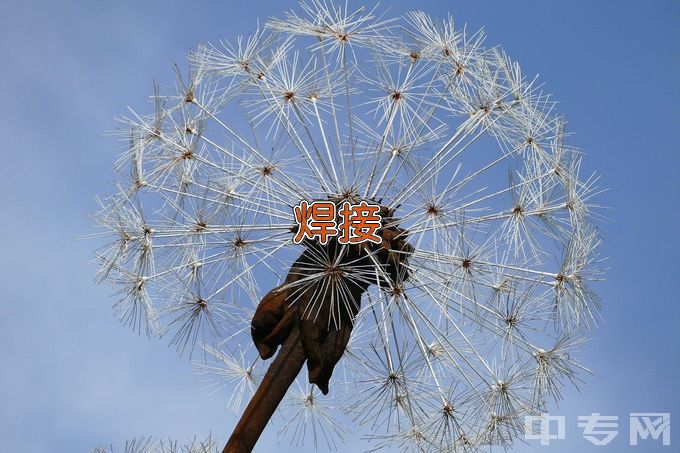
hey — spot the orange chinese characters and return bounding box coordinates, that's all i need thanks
[338,201,382,244]
[293,201,337,244]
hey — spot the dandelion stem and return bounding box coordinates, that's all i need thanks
[224,326,306,453]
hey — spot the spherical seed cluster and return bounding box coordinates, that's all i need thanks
[93,1,604,450]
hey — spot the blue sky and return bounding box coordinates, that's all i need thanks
[0,1,678,452]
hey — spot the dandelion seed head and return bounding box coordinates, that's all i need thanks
[93,1,605,449]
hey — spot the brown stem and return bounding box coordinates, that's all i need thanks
[223,326,306,453]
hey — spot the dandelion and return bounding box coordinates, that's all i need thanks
[91,435,218,453]
[92,1,604,451]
